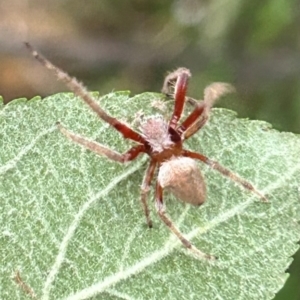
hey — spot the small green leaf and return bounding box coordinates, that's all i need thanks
[1,92,300,300]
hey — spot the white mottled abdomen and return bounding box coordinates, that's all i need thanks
[158,156,206,205]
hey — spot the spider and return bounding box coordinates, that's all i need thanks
[25,43,267,260]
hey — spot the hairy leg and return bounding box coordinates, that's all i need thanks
[183,149,268,202]
[155,182,216,260]
[162,68,191,95]
[178,83,235,138]
[162,68,191,129]
[25,42,145,144]
[58,123,145,162]
[140,160,157,228]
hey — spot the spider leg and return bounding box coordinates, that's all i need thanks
[140,160,157,228]
[58,123,145,162]
[177,102,206,137]
[155,182,216,260]
[182,112,208,140]
[164,68,191,129]
[162,68,190,95]
[183,150,268,202]
[178,82,235,138]
[25,42,145,144]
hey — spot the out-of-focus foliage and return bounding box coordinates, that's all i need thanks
[1,0,300,134]
[0,0,299,299]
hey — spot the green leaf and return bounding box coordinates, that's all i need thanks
[1,91,300,300]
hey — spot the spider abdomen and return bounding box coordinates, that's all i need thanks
[157,156,206,206]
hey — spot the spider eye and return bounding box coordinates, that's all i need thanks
[168,127,181,143]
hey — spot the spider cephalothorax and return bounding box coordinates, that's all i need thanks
[26,43,267,260]
[139,115,173,152]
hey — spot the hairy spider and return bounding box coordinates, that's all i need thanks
[25,43,267,260]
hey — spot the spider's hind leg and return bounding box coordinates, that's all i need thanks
[155,182,216,260]
[183,150,268,202]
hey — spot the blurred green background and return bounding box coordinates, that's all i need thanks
[0,0,299,298]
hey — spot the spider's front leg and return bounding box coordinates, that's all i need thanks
[155,182,216,260]
[178,82,235,138]
[57,123,145,162]
[25,42,145,144]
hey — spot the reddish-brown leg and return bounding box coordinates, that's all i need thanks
[162,68,191,95]
[155,182,215,260]
[167,68,191,129]
[183,149,268,202]
[140,160,157,228]
[182,113,209,140]
[177,82,235,138]
[177,102,206,135]
[58,123,145,162]
[25,42,145,144]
